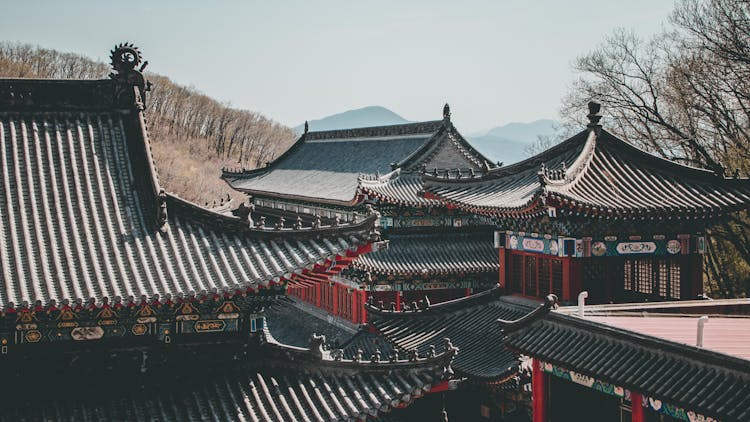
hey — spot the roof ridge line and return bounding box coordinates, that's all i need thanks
[358,167,401,184]
[165,193,381,238]
[304,120,444,140]
[540,128,597,193]
[497,295,557,332]
[262,327,459,370]
[598,128,733,179]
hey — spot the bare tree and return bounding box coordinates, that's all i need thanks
[561,0,750,296]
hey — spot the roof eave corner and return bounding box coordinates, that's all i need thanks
[497,294,558,333]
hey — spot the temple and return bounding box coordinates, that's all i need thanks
[0,44,458,420]
[223,104,500,323]
[356,104,750,420]
[3,42,750,422]
[422,102,750,304]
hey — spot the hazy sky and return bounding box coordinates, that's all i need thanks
[1,1,675,133]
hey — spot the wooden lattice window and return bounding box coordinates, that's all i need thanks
[624,257,681,300]
[658,260,668,298]
[670,263,681,299]
[508,252,564,299]
[634,259,653,294]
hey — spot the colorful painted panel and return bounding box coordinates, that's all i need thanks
[541,361,718,422]
[503,231,705,258]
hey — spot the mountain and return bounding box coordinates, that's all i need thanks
[295,105,557,166]
[467,119,558,165]
[294,106,411,133]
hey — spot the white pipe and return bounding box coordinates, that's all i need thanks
[696,316,709,347]
[577,291,588,317]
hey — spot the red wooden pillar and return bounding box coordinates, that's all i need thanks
[332,283,339,317]
[561,257,571,302]
[532,359,547,422]
[562,258,583,302]
[465,288,472,297]
[315,282,321,307]
[630,391,644,422]
[499,248,507,289]
[352,290,365,324]
[346,289,349,320]
[359,290,367,324]
[394,291,401,311]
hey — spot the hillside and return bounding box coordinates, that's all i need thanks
[294,106,411,133]
[0,42,295,205]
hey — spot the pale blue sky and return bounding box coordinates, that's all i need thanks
[1,1,675,132]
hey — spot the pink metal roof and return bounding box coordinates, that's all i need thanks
[587,315,750,361]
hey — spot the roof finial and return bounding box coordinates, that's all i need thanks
[304,120,309,133]
[109,43,142,75]
[443,103,451,121]
[109,43,151,108]
[587,101,602,128]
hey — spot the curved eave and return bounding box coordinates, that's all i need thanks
[545,191,750,220]
[425,189,549,219]
[221,186,363,208]
[221,166,271,183]
[453,365,521,385]
[359,185,443,208]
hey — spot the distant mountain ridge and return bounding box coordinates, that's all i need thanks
[295,105,558,165]
[294,106,411,133]
[468,119,557,165]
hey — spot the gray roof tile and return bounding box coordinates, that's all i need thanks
[425,128,750,218]
[228,124,441,204]
[354,231,498,275]
[369,288,527,381]
[0,79,375,310]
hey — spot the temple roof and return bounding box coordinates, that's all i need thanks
[1,324,457,422]
[0,49,377,312]
[585,315,750,360]
[506,308,750,421]
[424,107,750,219]
[368,287,529,381]
[352,230,498,276]
[223,106,495,207]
